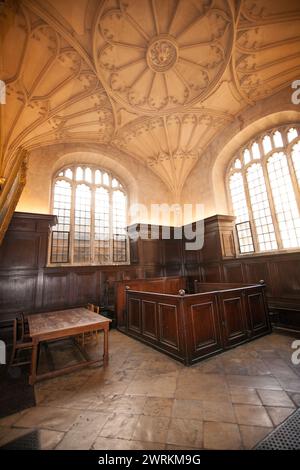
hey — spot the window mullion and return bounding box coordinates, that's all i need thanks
[285,138,300,216]
[110,190,113,264]
[91,185,95,264]
[241,169,260,253]
[261,157,283,250]
[70,176,76,264]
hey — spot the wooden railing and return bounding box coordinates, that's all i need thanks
[123,282,271,365]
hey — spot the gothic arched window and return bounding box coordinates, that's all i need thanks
[50,165,128,264]
[228,125,300,254]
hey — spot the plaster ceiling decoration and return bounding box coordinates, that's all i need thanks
[0,1,114,173]
[94,0,234,114]
[1,0,300,203]
[114,111,232,196]
[234,0,300,101]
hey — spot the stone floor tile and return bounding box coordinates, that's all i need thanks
[203,401,236,423]
[171,399,203,421]
[11,406,81,432]
[0,409,31,427]
[132,416,170,443]
[289,393,300,406]
[230,387,262,405]
[55,410,109,449]
[257,389,295,407]
[92,437,133,450]
[239,425,272,450]
[2,331,300,451]
[266,406,295,426]
[37,429,65,450]
[226,375,282,390]
[234,404,273,427]
[167,418,203,448]
[0,426,34,447]
[130,440,166,450]
[143,398,174,417]
[203,422,242,450]
[99,413,138,440]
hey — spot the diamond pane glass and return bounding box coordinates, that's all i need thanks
[267,152,300,249]
[246,163,278,252]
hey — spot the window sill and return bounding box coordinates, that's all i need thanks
[46,262,131,268]
[235,247,300,259]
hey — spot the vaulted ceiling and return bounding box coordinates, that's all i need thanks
[1,0,300,197]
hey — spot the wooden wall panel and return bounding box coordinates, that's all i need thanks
[189,297,223,358]
[158,303,180,351]
[128,298,141,334]
[219,293,248,347]
[0,233,41,269]
[0,273,37,314]
[203,264,223,282]
[244,261,270,286]
[271,259,300,299]
[125,283,270,365]
[72,271,98,306]
[246,290,269,336]
[223,262,244,283]
[141,300,158,340]
[1,212,300,332]
[42,272,70,310]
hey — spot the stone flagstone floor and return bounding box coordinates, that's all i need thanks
[1,331,300,450]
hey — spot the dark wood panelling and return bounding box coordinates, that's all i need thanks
[271,259,300,298]
[42,272,70,310]
[141,239,162,265]
[189,296,223,359]
[71,271,99,305]
[158,303,180,350]
[246,289,269,337]
[141,300,158,340]
[221,231,236,259]
[203,264,223,282]
[219,292,248,348]
[1,212,300,333]
[116,276,186,328]
[223,262,244,283]
[128,298,141,334]
[244,261,270,286]
[0,232,41,269]
[125,283,270,365]
[163,239,182,264]
[0,272,37,314]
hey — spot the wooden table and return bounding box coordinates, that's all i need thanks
[27,308,111,385]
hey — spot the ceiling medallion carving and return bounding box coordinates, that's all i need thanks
[94,0,234,114]
[147,36,178,73]
[113,111,232,196]
[0,3,115,168]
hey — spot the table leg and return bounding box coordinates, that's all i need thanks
[103,326,109,366]
[29,341,39,385]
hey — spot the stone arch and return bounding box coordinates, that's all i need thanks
[212,110,300,215]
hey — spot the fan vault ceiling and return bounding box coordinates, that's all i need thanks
[1,0,300,197]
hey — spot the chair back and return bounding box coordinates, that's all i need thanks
[12,318,23,344]
[87,303,100,314]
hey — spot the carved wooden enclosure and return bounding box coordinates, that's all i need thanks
[1,212,300,334]
[124,281,271,365]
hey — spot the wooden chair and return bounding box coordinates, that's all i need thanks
[10,317,33,367]
[20,312,30,341]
